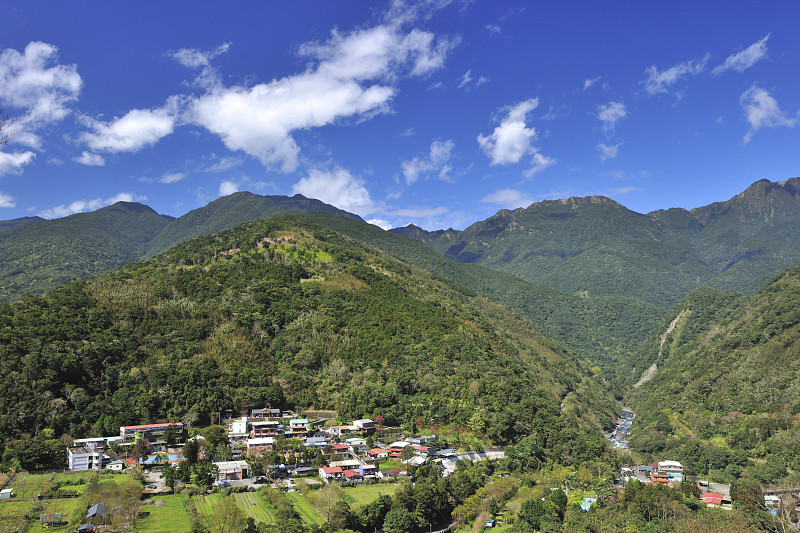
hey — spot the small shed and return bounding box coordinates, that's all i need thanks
[86,503,109,525]
[0,488,13,499]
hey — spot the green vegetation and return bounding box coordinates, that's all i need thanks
[627,262,800,479]
[0,215,616,471]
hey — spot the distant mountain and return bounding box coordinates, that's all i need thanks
[389,223,450,241]
[145,192,362,257]
[0,193,362,306]
[0,202,174,305]
[0,215,43,233]
[410,177,800,308]
[625,262,800,473]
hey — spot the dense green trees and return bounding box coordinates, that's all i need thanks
[0,215,616,471]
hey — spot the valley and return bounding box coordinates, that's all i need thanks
[1,177,799,531]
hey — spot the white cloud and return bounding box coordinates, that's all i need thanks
[72,151,105,166]
[160,172,186,184]
[583,76,600,90]
[38,192,146,219]
[484,24,501,34]
[80,101,178,152]
[169,42,231,90]
[478,99,539,165]
[596,101,627,132]
[292,167,376,216]
[481,188,533,209]
[740,84,796,143]
[457,69,472,89]
[598,142,621,161]
[0,150,35,175]
[170,42,231,68]
[0,42,82,133]
[522,152,556,178]
[219,180,239,196]
[401,139,454,185]
[477,76,489,86]
[713,35,769,75]
[478,98,555,177]
[367,218,392,230]
[399,127,416,137]
[642,54,709,95]
[0,191,15,208]
[190,24,454,173]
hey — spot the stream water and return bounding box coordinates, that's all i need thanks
[606,408,635,449]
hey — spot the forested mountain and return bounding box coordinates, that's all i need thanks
[625,264,800,477]
[411,177,800,308]
[0,214,618,469]
[0,203,174,305]
[144,191,362,257]
[0,215,42,233]
[308,212,661,370]
[0,193,360,306]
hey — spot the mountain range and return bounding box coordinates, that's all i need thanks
[395,177,800,308]
[3,177,800,373]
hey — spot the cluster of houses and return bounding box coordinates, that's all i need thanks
[65,410,484,485]
[622,460,685,485]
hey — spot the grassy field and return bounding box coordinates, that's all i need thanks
[137,494,192,533]
[341,483,399,509]
[0,499,29,533]
[286,491,323,525]
[23,497,83,533]
[233,492,278,524]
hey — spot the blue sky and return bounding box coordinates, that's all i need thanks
[1,1,798,230]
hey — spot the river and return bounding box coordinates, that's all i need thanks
[606,408,634,450]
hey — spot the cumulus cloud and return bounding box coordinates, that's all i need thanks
[219,180,239,196]
[478,99,555,177]
[0,150,35,175]
[740,84,796,143]
[481,188,533,209]
[367,218,392,230]
[642,54,709,95]
[0,42,82,133]
[292,167,376,216]
[72,151,105,166]
[79,100,178,152]
[478,99,538,165]
[713,35,769,75]
[38,192,146,219]
[596,101,627,132]
[189,24,454,173]
[598,142,621,161]
[401,139,454,185]
[0,191,15,208]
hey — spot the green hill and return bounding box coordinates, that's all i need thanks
[0,215,617,470]
[0,215,42,233]
[625,263,800,475]
[144,191,362,257]
[0,193,361,306]
[0,202,174,305]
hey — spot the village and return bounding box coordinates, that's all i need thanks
[1,408,794,532]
